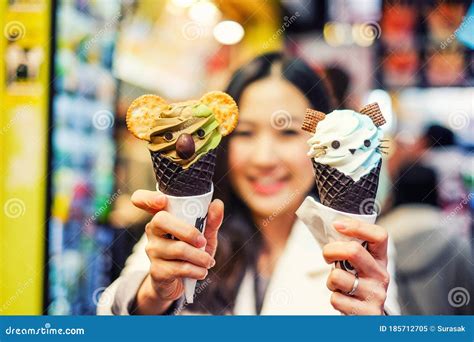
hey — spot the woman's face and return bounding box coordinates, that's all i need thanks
[228,77,315,220]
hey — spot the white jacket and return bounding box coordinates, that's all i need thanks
[97,217,399,315]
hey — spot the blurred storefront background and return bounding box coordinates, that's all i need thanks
[0,0,473,315]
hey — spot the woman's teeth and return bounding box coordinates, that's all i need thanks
[258,177,279,185]
[249,176,288,195]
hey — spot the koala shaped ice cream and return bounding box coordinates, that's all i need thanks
[126,91,239,196]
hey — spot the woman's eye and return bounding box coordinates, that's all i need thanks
[163,132,174,141]
[331,140,340,149]
[233,130,253,137]
[364,139,371,147]
[281,129,299,136]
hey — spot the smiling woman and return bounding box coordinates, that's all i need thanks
[203,52,335,312]
[98,52,399,316]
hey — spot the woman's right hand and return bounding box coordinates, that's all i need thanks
[130,190,224,315]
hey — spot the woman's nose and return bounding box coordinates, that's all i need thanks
[251,134,278,167]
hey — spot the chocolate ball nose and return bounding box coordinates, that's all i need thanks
[176,133,195,159]
[349,148,356,155]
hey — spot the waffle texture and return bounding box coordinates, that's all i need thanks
[150,149,216,196]
[312,160,381,214]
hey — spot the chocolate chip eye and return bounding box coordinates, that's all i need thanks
[196,128,205,139]
[163,132,174,142]
[331,140,340,149]
[364,139,371,147]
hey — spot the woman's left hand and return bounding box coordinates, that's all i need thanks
[322,218,390,315]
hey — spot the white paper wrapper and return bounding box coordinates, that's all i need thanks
[296,196,377,274]
[156,183,214,304]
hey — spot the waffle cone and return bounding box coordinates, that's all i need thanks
[312,161,381,214]
[150,149,216,196]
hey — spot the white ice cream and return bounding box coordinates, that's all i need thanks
[307,110,383,181]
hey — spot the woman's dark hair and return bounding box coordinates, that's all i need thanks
[324,66,351,109]
[393,163,439,208]
[194,52,333,313]
[423,124,455,148]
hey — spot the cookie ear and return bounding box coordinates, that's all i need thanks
[200,91,239,136]
[126,95,169,141]
[359,102,386,127]
[302,108,326,133]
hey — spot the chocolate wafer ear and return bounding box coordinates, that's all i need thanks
[359,102,386,127]
[302,108,326,133]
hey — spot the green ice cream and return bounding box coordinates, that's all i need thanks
[148,102,222,168]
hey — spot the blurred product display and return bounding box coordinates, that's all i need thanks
[46,0,121,314]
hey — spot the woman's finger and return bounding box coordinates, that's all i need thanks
[150,260,208,282]
[330,292,383,315]
[323,241,385,279]
[131,190,168,214]
[332,219,388,261]
[148,238,215,269]
[147,211,207,248]
[326,269,388,303]
[203,199,224,257]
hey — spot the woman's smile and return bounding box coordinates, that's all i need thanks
[247,174,291,196]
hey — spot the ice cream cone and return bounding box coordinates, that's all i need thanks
[312,160,381,215]
[151,149,217,196]
[301,105,386,274]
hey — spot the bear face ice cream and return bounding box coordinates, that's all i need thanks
[307,109,384,182]
[301,103,387,214]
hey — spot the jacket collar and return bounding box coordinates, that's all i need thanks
[234,218,332,315]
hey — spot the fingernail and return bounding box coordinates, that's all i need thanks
[333,221,346,231]
[196,235,207,247]
[155,195,165,206]
[210,259,216,268]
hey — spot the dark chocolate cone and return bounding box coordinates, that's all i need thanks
[312,160,381,214]
[150,149,216,196]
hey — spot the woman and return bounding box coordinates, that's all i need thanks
[99,52,399,315]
